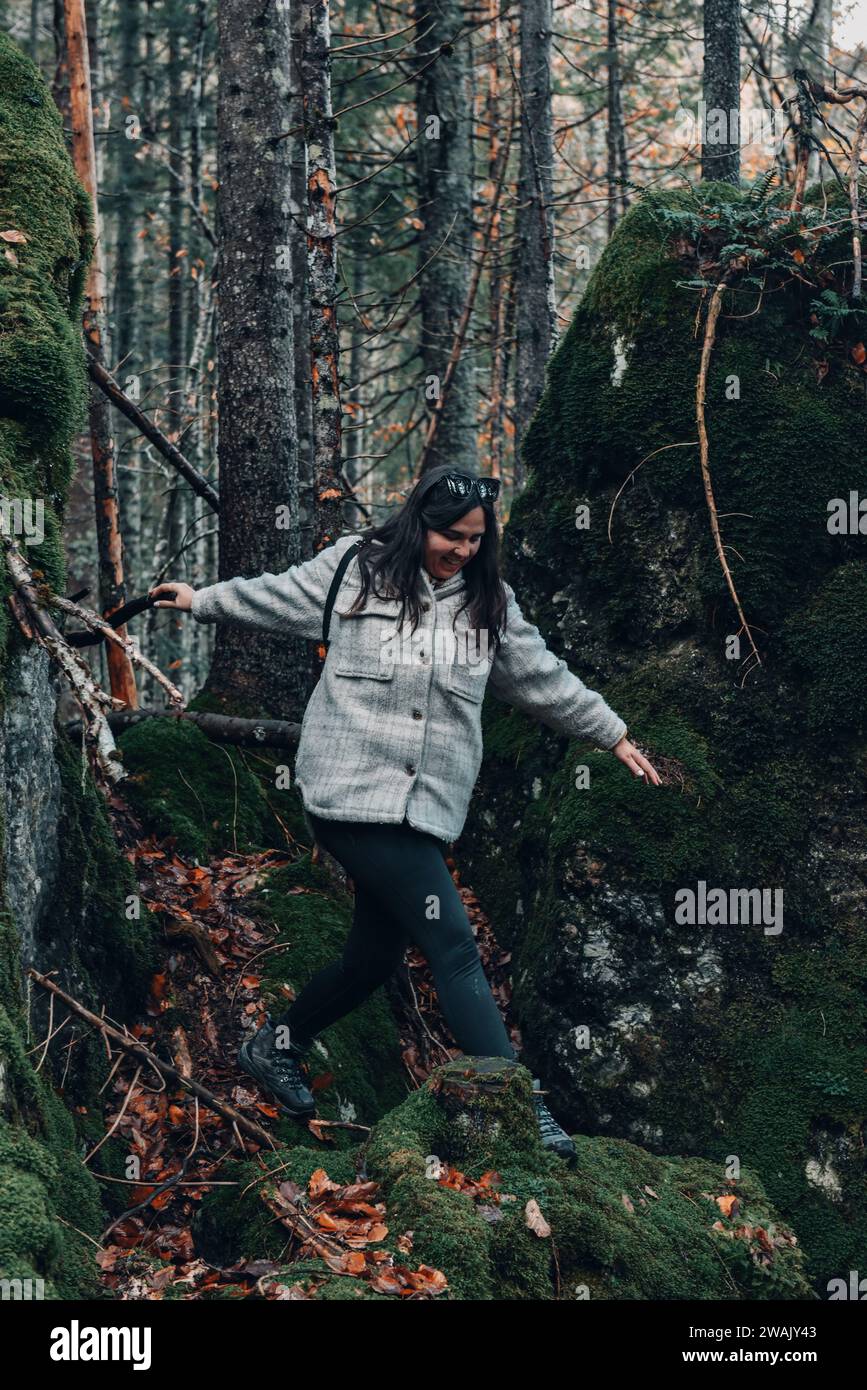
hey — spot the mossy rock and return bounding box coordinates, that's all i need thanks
[0,33,148,1299]
[0,31,93,644]
[116,717,306,861]
[461,178,867,1296]
[197,1059,813,1300]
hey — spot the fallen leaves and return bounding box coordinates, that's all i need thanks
[263,1167,449,1299]
[703,1188,799,1273]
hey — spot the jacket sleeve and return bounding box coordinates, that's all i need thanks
[189,534,358,642]
[487,582,627,750]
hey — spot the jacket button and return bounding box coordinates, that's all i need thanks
[421,601,430,612]
[412,709,423,720]
[405,763,416,775]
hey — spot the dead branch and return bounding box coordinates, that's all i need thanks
[62,706,302,750]
[87,354,220,513]
[2,525,125,783]
[849,105,867,299]
[47,592,184,707]
[28,969,276,1149]
[695,280,763,682]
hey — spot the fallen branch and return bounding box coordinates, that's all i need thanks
[695,278,763,684]
[87,354,220,514]
[28,969,276,1149]
[2,524,125,783]
[62,706,302,750]
[47,591,184,707]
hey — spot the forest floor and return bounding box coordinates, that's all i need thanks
[89,795,516,1300]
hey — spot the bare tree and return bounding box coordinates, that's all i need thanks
[702,0,741,185]
[515,0,556,475]
[205,0,303,718]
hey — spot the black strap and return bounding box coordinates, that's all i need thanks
[322,539,364,648]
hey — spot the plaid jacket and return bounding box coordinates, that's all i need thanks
[190,534,627,843]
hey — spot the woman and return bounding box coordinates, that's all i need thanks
[151,466,660,1160]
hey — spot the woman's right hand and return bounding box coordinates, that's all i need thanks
[150,581,195,611]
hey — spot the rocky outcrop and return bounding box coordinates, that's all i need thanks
[0,32,153,1297]
[196,1057,814,1300]
[461,180,867,1296]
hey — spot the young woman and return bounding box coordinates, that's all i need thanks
[151,465,660,1159]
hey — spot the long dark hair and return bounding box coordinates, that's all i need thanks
[341,464,509,654]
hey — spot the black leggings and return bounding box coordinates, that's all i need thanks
[278,813,516,1060]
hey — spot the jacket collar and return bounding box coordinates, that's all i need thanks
[421,566,466,602]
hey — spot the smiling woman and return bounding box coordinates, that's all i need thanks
[150,463,658,1160]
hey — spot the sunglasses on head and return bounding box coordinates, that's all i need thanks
[435,471,501,502]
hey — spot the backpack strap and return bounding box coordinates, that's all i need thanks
[322,539,365,648]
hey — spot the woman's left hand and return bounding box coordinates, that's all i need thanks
[611,735,661,785]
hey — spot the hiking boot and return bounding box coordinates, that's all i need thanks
[532,1078,576,1161]
[238,1015,316,1118]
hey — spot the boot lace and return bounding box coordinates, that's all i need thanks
[533,1092,563,1140]
[269,1047,307,1086]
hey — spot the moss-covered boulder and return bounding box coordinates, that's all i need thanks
[197,1058,814,1300]
[116,717,307,861]
[0,32,154,1297]
[461,180,867,1296]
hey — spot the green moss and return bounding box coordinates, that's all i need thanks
[462,176,867,1299]
[0,33,94,676]
[366,1063,813,1299]
[0,33,143,1300]
[116,717,304,861]
[0,911,104,1298]
[777,562,867,738]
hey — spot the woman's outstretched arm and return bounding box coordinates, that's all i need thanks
[150,533,361,641]
[488,582,660,783]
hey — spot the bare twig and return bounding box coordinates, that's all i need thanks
[28,970,276,1149]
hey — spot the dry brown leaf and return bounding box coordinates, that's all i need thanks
[525,1197,551,1237]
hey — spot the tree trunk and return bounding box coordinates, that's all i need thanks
[414,0,476,475]
[290,1,314,541]
[514,0,556,479]
[299,0,343,555]
[702,0,741,185]
[605,0,629,236]
[114,0,143,621]
[64,0,137,707]
[206,0,304,719]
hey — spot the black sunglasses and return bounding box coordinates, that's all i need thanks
[436,471,501,502]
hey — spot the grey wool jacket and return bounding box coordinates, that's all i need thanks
[190,534,627,844]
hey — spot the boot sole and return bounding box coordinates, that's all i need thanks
[237,1043,317,1119]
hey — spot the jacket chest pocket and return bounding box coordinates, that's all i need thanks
[447,661,487,703]
[333,611,397,680]
[442,616,492,703]
[446,632,491,701]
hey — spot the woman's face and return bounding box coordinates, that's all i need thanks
[423,505,486,580]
